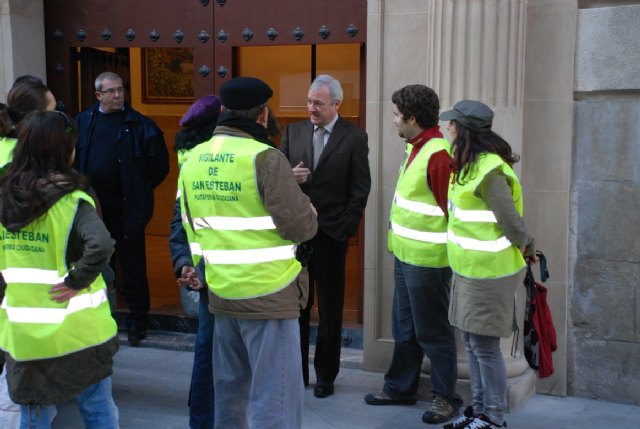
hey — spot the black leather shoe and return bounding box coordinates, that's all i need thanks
[364,389,417,406]
[313,380,334,398]
[127,325,146,347]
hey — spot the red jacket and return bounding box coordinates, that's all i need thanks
[531,283,557,378]
[523,258,557,378]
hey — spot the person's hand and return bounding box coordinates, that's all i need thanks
[292,162,311,184]
[521,245,538,264]
[50,282,79,303]
[177,265,203,290]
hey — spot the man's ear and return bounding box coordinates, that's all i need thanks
[257,106,269,128]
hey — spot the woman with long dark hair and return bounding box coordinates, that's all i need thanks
[170,94,221,429]
[0,111,119,429]
[0,78,56,170]
[0,77,58,429]
[441,100,534,429]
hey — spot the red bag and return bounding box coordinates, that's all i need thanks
[523,252,557,378]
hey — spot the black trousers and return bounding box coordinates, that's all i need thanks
[103,208,150,326]
[112,233,150,324]
[299,229,349,385]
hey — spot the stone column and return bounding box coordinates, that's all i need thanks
[0,0,47,102]
[364,0,535,411]
[423,0,535,410]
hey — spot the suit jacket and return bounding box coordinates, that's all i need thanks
[281,116,371,241]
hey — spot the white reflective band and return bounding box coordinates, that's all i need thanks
[193,216,276,231]
[1,289,107,324]
[1,268,64,285]
[448,230,512,252]
[190,242,202,256]
[203,245,295,265]
[390,222,447,244]
[450,205,497,223]
[176,188,181,200]
[394,194,444,217]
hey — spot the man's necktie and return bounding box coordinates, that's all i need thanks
[313,126,326,169]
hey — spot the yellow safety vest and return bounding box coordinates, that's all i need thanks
[0,190,117,361]
[179,135,301,299]
[388,138,450,267]
[175,146,202,267]
[0,137,17,171]
[447,153,526,279]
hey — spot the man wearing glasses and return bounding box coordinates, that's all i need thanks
[75,71,169,347]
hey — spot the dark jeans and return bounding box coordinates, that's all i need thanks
[383,258,459,403]
[299,229,349,384]
[189,288,215,429]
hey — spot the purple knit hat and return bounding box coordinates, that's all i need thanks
[179,94,222,128]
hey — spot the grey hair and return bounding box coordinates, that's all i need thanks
[310,75,343,103]
[95,72,122,91]
[223,104,267,122]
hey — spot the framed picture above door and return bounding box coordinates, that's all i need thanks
[141,47,194,104]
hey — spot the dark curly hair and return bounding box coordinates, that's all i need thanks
[391,85,440,129]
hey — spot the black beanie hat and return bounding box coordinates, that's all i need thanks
[220,77,273,110]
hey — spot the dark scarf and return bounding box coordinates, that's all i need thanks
[216,113,275,148]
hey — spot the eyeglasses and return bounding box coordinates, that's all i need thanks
[99,87,126,96]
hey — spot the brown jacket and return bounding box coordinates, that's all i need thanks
[204,126,318,319]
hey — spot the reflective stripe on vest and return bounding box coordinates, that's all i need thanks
[447,153,525,279]
[389,221,448,244]
[388,138,450,267]
[179,134,301,300]
[447,230,513,252]
[449,205,497,223]
[203,244,296,265]
[2,267,65,284]
[0,190,117,361]
[394,194,445,217]
[181,210,202,264]
[190,242,202,257]
[2,288,107,324]
[192,216,276,231]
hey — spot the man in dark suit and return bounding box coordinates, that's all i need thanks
[280,74,371,398]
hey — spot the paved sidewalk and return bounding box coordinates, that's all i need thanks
[53,344,640,429]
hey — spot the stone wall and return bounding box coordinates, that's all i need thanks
[0,0,47,101]
[570,4,640,405]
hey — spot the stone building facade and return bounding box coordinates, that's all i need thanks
[570,3,640,404]
[1,0,638,406]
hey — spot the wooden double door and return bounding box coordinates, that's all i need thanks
[43,0,368,325]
